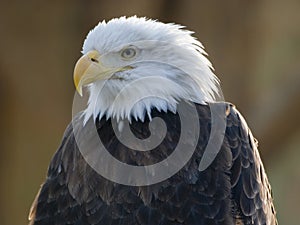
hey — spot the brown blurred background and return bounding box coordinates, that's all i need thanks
[1,0,299,224]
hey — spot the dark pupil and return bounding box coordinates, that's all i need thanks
[125,49,132,56]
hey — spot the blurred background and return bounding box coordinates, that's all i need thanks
[0,0,299,224]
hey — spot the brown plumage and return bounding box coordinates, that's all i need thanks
[29,102,277,225]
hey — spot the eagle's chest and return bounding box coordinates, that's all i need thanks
[83,109,232,224]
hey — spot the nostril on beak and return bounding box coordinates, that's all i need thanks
[90,58,99,63]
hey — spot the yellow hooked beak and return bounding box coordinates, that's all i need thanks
[73,50,132,96]
[73,50,109,96]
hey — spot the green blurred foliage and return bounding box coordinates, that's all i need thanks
[0,0,299,224]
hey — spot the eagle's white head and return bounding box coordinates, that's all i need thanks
[74,16,220,122]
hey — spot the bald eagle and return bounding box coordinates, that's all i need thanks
[29,16,277,225]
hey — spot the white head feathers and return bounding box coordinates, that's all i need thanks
[80,16,220,122]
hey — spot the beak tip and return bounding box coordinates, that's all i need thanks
[74,81,83,96]
[77,87,83,97]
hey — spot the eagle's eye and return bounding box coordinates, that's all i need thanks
[121,47,137,59]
